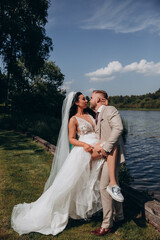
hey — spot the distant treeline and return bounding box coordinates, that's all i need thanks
[109,89,160,109]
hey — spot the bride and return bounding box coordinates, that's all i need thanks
[11,92,104,236]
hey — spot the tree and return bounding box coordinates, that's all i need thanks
[40,61,64,89]
[0,0,53,111]
[0,71,7,104]
[11,61,66,117]
[110,89,160,109]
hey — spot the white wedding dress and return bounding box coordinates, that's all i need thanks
[11,115,104,236]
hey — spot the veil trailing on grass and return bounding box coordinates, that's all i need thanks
[44,92,76,192]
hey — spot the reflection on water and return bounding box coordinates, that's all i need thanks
[120,110,160,200]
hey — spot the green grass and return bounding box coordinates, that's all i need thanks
[0,130,160,240]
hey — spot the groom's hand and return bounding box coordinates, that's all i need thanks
[98,147,108,158]
[83,143,93,153]
[91,144,109,160]
[91,145,102,160]
[101,97,109,106]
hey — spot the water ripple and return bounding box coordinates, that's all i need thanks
[120,110,160,200]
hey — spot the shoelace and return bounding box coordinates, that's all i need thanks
[112,186,121,195]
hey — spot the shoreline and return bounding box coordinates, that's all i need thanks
[117,108,160,111]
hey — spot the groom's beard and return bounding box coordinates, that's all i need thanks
[89,105,95,111]
[89,103,96,111]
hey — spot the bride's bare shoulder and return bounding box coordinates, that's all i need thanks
[69,116,77,125]
[68,116,78,133]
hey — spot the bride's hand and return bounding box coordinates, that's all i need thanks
[91,142,105,160]
[83,143,93,153]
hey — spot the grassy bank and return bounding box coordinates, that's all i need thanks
[0,130,160,240]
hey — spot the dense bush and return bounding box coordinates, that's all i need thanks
[0,113,61,145]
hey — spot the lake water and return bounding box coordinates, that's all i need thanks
[120,110,160,200]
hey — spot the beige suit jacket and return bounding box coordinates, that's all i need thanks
[95,105,125,163]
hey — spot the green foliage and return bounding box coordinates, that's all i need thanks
[110,89,160,109]
[0,0,52,73]
[0,113,61,145]
[0,0,53,110]
[8,61,65,116]
[0,61,65,144]
[119,163,134,186]
[41,61,65,88]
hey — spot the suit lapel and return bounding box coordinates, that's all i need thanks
[95,106,105,138]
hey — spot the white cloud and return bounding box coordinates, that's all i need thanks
[82,0,160,34]
[85,59,160,82]
[89,76,115,82]
[123,59,160,75]
[62,80,74,91]
[86,61,122,78]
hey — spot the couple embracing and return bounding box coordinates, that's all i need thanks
[11,90,125,237]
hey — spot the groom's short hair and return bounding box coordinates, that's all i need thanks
[93,90,108,99]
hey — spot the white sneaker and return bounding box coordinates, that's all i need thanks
[107,185,124,202]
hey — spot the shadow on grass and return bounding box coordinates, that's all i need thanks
[66,211,103,231]
[0,130,39,152]
[122,199,147,228]
[121,183,157,232]
[66,197,147,234]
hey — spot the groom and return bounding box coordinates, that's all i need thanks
[90,90,125,236]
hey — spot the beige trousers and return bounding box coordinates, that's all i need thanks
[100,152,124,229]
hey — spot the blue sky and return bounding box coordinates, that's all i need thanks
[46,0,160,96]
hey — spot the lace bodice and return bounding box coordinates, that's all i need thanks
[74,115,95,136]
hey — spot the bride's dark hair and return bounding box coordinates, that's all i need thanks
[69,92,95,120]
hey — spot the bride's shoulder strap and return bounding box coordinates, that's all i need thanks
[72,116,85,127]
[70,115,77,122]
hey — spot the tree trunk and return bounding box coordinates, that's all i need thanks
[5,68,10,112]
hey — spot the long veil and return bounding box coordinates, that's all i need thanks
[44,92,76,192]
